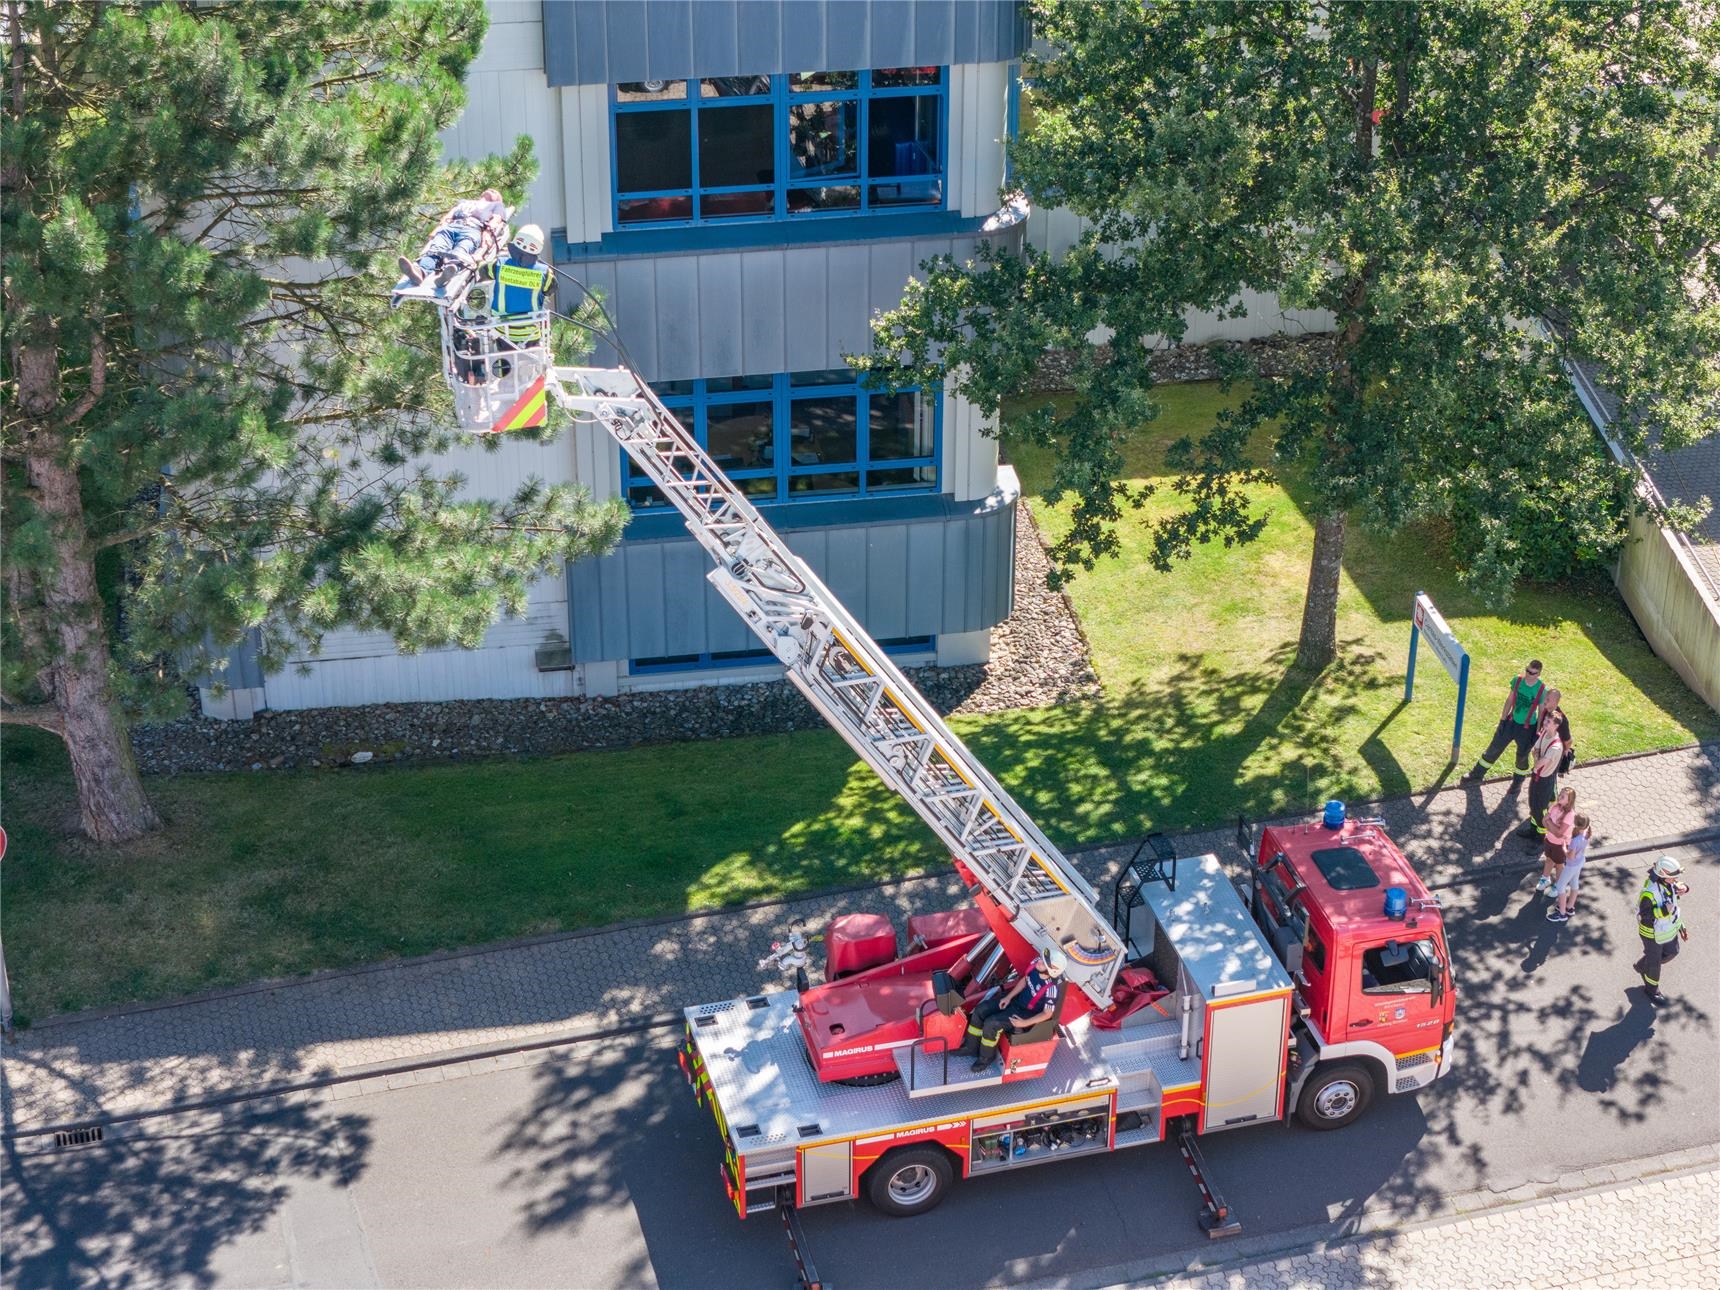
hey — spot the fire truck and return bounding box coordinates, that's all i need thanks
[400,252,1458,1271]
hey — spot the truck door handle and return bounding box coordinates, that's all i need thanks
[1350,1020,1372,1029]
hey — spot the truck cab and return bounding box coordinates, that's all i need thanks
[1249,814,1457,1129]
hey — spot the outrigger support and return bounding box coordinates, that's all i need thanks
[775,1190,830,1290]
[1175,1118,1243,1239]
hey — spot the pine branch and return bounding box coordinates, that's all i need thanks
[0,694,64,734]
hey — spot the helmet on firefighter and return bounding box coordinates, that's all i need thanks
[1651,854,1684,880]
[1039,946,1068,976]
[512,223,545,256]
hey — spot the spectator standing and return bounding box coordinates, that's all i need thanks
[1519,689,1566,843]
[1536,787,1578,892]
[1547,814,1591,922]
[1461,660,1547,783]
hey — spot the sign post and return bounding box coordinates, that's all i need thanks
[0,824,11,1040]
[1405,592,1470,764]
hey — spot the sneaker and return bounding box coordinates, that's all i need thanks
[1546,909,1570,922]
[1534,876,1552,893]
[436,261,463,287]
[398,256,426,285]
[1645,989,1670,1006]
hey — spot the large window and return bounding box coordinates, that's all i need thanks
[626,371,939,507]
[612,69,946,226]
[631,636,934,676]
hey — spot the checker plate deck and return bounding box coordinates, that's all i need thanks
[688,992,1200,1154]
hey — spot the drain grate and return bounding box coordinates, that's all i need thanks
[54,1126,105,1149]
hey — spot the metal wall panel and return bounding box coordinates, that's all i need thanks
[564,236,983,381]
[566,499,1016,661]
[542,1,1029,88]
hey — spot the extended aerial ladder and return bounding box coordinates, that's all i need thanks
[539,360,1127,1010]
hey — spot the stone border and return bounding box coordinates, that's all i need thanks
[128,505,1098,775]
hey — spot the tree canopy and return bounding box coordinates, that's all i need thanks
[859,0,1720,669]
[2,0,626,841]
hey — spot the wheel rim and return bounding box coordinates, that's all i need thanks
[887,1164,937,1206]
[1314,1079,1359,1120]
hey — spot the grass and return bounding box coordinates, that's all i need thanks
[3,381,1714,1021]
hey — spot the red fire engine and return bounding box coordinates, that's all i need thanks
[403,267,1459,1275]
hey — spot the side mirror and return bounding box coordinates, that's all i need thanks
[1271,926,1304,974]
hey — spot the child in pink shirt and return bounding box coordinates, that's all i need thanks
[1536,788,1578,894]
[1548,814,1592,922]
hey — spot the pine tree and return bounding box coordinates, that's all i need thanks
[2,1,626,842]
[860,0,1719,671]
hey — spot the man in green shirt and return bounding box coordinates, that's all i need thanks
[1460,660,1547,783]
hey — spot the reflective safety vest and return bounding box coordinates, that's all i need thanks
[488,257,550,341]
[1638,877,1682,943]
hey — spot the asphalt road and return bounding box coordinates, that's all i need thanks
[4,842,1715,1290]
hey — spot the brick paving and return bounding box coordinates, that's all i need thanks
[2,743,1716,1132]
[1137,1167,1720,1290]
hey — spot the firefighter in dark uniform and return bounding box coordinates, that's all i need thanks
[1636,855,1690,1006]
[954,947,1067,1072]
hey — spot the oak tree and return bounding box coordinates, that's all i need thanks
[861,0,1719,670]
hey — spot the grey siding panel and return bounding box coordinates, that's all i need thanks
[782,249,831,372]
[568,502,1015,662]
[645,2,693,80]
[736,1,783,70]
[779,1,824,71]
[653,256,701,378]
[567,233,983,381]
[826,244,872,357]
[824,1,869,66]
[866,523,909,636]
[870,0,914,69]
[740,252,786,373]
[545,1,1028,88]
[698,255,745,375]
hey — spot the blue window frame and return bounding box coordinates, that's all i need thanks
[626,371,940,508]
[612,68,947,227]
[631,636,936,676]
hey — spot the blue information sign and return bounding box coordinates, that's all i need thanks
[1405,592,1470,763]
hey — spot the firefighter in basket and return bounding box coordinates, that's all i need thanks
[954,946,1066,1072]
[478,222,554,357]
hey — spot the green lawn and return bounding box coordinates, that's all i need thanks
[3,380,1713,1020]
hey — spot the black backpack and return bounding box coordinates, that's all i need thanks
[1557,712,1576,775]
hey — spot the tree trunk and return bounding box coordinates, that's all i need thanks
[1295,509,1347,672]
[23,447,161,843]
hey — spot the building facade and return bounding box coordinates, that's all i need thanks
[203,0,1033,717]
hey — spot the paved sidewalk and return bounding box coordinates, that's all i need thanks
[3,742,1716,1132]
[1127,1166,1720,1290]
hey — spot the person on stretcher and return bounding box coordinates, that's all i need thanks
[397,189,509,291]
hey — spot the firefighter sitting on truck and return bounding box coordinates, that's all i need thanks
[954,946,1066,1072]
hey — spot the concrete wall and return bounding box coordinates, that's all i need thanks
[1614,508,1720,714]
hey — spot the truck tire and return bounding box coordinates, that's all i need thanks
[864,1145,955,1217]
[1296,1061,1375,1131]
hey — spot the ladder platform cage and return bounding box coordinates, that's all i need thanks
[1112,833,1179,962]
[440,305,554,435]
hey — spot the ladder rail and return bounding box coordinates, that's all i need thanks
[548,366,1125,1006]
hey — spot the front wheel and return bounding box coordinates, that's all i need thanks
[1295,1061,1376,1131]
[865,1145,955,1217]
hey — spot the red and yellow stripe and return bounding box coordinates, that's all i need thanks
[489,374,547,433]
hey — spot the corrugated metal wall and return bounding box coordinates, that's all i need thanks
[568,496,1015,661]
[563,232,987,381]
[442,4,567,235]
[1025,208,1338,343]
[541,0,1028,87]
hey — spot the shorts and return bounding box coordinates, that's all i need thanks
[1541,839,1569,864]
[1553,862,1584,897]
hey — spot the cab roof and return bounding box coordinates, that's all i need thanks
[1260,819,1442,935]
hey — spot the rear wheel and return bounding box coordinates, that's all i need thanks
[1296,1061,1375,1130]
[865,1145,955,1217]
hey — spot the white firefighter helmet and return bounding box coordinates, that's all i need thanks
[1040,945,1068,976]
[1651,854,1684,880]
[512,223,545,256]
